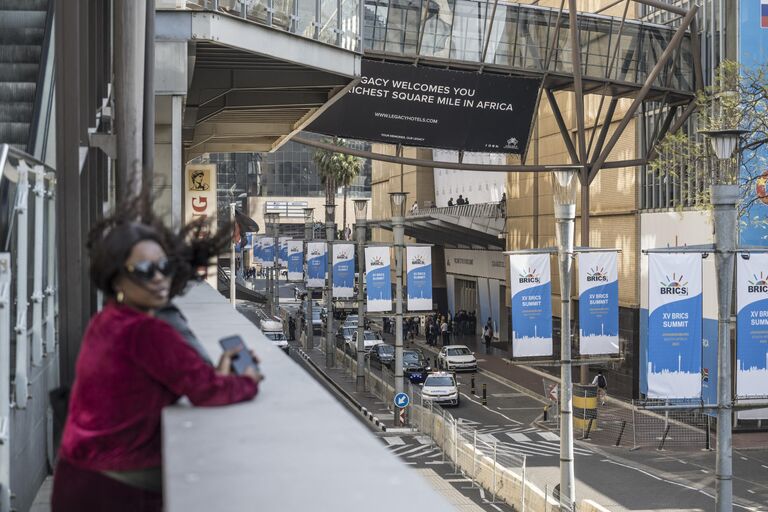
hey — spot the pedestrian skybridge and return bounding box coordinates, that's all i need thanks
[370,202,507,250]
[160,0,699,157]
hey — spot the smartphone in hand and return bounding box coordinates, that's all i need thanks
[219,335,260,375]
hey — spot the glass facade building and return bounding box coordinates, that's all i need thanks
[252,132,372,198]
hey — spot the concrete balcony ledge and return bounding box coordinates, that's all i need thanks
[165,283,452,511]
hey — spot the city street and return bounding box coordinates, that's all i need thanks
[258,302,768,512]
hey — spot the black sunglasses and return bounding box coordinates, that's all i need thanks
[124,259,175,281]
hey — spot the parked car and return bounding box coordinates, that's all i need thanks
[388,349,431,383]
[367,342,394,369]
[437,345,477,372]
[347,330,383,355]
[420,372,460,406]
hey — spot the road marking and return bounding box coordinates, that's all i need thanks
[506,433,530,442]
[600,459,755,510]
[383,436,405,446]
[445,478,472,483]
[460,393,523,425]
[539,431,560,442]
[491,393,526,398]
[762,465,768,470]
[415,435,432,445]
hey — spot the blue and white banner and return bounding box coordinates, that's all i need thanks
[509,253,553,358]
[737,253,768,419]
[366,246,392,312]
[279,237,290,267]
[332,243,355,298]
[578,251,619,355]
[306,242,326,288]
[287,240,304,282]
[647,253,702,399]
[252,236,262,265]
[262,237,276,267]
[406,246,433,311]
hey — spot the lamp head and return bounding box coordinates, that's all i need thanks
[353,199,368,221]
[389,192,408,217]
[303,207,314,223]
[699,128,748,160]
[325,203,336,219]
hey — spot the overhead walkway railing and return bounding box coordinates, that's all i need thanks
[0,145,57,511]
[176,0,364,51]
[363,0,696,99]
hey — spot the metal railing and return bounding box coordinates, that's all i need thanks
[410,201,505,218]
[0,145,58,512]
[177,0,363,52]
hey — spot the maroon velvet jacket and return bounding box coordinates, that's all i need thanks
[60,302,258,471]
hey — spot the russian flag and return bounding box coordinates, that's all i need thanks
[763,0,768,28]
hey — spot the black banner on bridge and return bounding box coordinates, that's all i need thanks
[308,60,541,154]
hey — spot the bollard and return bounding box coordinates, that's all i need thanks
[482,383,487,406]
[706,415,712,451]
[658,423,671,451]
[471,375,476,395]
[543,404,548,422]
[615,420,627,447]
[583,418,594,440]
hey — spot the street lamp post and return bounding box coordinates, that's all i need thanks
[700,127,747,512]
[354,199,368,392]
[272,213,280,316]
[390,192,407,425]
[264,213,278,316]
[325,202,336,368]
[304,207,315,351]
[230,202,237,307]
[552,169,579,510]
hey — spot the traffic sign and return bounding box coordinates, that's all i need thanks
[547,383,559,401]
[394,392,410,408]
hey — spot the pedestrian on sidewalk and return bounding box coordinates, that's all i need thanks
[288,316,296,341]
[483,317,493,351]
[592,371,608,405]
[441,319,449,346]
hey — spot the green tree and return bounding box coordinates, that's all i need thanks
[313,137,363,238]
[650,61,768,222]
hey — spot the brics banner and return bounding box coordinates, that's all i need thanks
[309,60,540,154]
[509,253,553,358]
[365,246,392,312]
[262,237,275,267]
[279,237,290,267]
[286,240,304,282]
[306,242,326,288]
[647,253,702,399]
[578,252,619,355]
[737,253,768,419]
[332,243,355,298]
[406,246,433,311]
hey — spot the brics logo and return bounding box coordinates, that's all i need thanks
[586,266,608,282]
[370,256,384,266]
[747,272,768,294]
[518,267,541,284]
[659,273,688,295]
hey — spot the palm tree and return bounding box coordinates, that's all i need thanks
[313,138,363,238]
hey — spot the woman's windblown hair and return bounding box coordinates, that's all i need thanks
[86,193,233,299]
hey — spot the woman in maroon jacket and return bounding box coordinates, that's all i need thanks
[52,215,261,512]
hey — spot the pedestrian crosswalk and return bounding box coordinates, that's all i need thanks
[381,425,594,461]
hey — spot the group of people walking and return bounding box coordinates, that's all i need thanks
[447,194,471,207]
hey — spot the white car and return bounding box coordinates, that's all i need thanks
[437,345,477,372]
[421,372,460,406]
[263,331,289,353]
[348,330,383,354]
